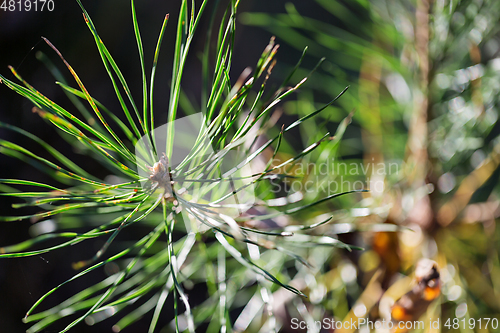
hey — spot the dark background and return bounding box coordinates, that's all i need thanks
[0,1,337,332]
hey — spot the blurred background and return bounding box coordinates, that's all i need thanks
[1,0,500,332]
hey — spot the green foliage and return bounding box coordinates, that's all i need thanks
[0,0,368,332]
